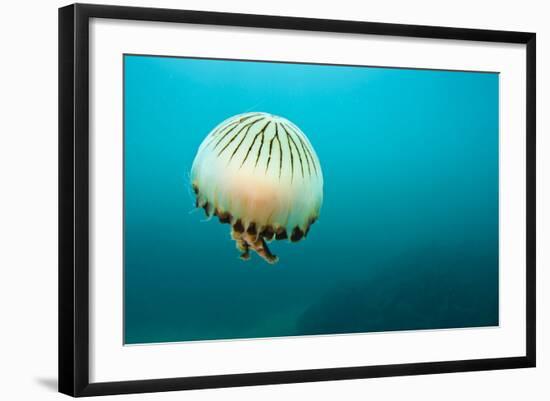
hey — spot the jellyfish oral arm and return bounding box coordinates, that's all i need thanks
[231,229,278,264]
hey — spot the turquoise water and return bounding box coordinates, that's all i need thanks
[124,55,499,344]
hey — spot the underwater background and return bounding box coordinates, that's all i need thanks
[124,54,499,344]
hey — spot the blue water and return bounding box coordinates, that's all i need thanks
[124,55,499,344]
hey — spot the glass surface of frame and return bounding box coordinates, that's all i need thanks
[123,54,500,345]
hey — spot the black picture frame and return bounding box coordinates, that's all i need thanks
[59,3,536,397]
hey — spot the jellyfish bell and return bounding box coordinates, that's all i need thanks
[191,112,323,264]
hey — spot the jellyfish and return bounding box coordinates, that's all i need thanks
[190,112,323,264]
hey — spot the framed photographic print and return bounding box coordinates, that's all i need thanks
[58,3,536,397]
